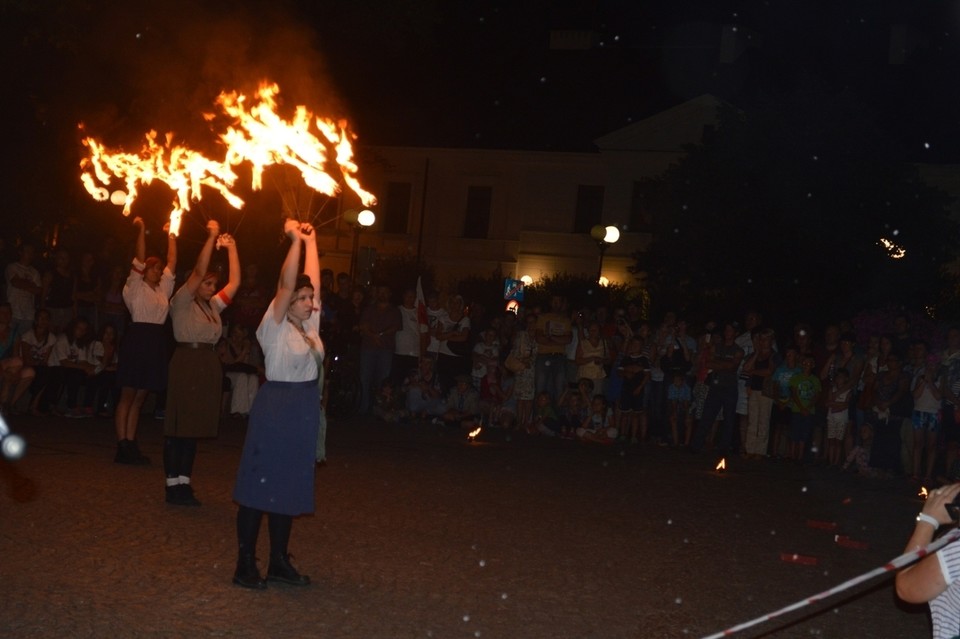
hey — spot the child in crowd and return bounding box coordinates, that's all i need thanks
[911,356,941,483]
[788,356,821,462]
[442,374,480,427]
[495,370,517,430]
[479,365,504,426]
[824,368,852,467]
[577,394,617,443]
[618,337,650,444]
[373,379,406,423]
[471,328,500,390]
[667,371,692,447]
[559,391,588,439]
[529,390,560,436]
[843,423,876,476]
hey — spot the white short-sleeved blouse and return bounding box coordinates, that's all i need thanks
[256,299,323,383]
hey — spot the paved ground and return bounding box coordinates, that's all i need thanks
[0,410,938,638]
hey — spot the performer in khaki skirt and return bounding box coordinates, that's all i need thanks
[163,220,240,506]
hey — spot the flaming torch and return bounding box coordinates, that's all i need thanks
[467,425,482,442]
[80,81,376,233]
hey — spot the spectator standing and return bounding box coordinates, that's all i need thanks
[436,294,471,379]
[5,242,41,338]
[534,295,572,402]
[42,248,76,335]
[358,285,402,414]
[393,288,425,383]
[690,322,745,454]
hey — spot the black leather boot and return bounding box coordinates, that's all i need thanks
[177,484,201,507]
[128,440,150,465]
[267,554,310,586]
[232,554,267,590]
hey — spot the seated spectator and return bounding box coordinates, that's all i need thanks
[217,323,261,418]
[843,423,876,476]
[49,317,96,418]
[0,302,24,412]
[404,357,446,419]
[478,365,503,426]
[529,390,561,436]
[576,394,617,443]
[372,379,405,423]
[13,309,57,415]
[442,374,480,427]
[88,323,120,417]
[559,391,588,439]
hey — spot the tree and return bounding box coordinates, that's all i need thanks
[634,88,958,328]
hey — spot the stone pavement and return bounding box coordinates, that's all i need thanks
[0,411,936,638]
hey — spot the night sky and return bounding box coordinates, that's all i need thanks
[4,0,960,228]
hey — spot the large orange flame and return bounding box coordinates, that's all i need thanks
[80,81,377,234]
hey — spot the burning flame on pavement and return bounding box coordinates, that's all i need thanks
[879,237,906,259]
[920,486,929,499]
[715,458,726,471]
[80,81,376,235]
[467,426,482,441]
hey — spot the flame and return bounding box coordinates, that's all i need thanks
[879,237,906,259]
[920,486,929,499]
[214,83,377,208]
[80,81,376,234]
[715,458,726,471]
[80,130,242,236]
[468,426,482,440]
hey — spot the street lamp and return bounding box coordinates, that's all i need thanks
[344,208,376,281]
[590,224,620,283]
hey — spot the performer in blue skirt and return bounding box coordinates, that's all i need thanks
[232,218,321,589]
[114,217,176,465]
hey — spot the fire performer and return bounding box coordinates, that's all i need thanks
[163,220,240,506]
[114,217,176,465]
[896,483,960,638]
[231,219,320,589]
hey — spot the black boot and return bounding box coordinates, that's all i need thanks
[233,554,267,590]
[177,483,201,507]
[165,484,179,504]
[128,440,150,465]
[267,554,310,586]
[115,440,136,464]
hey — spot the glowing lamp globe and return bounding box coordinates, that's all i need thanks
[603,225,620,243]
[110,190,128,206]
[520,275,533,285]
[357,209,376,227]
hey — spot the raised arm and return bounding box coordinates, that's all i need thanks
[301,222,320,307]
[133,217,146,263]
[182,220,219,297]
[165,225,178,275]
[220,234,241,301]
[271,219,304,323]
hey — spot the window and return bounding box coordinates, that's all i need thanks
[382,182,412,234]
[629,181,652,230]
[464,185,492,239]
[573,185,604,233]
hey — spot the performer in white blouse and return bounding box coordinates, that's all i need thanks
[232,219,321,589]
[163,220,240,506]
[114,217,176,465]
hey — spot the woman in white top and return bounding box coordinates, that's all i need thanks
[232,219,320,590]
[163,220,240,507]
[114,217,176,465]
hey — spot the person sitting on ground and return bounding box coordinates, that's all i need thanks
[559,391,587,439]
[895,482,960,639]
[48,316,96,418]
[478,365,504,427]
[442,374,480,427]
[842,423,876,476]
[576,394,617,443]
[403,356,446,420]
[16,308,57,416]
[372,379,405,423]
[529,390,561,436]
[0,302,24,412]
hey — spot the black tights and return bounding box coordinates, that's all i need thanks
[163,437,197,479]
[236,506,293,559]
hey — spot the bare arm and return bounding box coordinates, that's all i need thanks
[301,223,319,307]
[221,235,241,301]
[896,483,960,603]
[133,217,146,263]
[271,219,304,324]
[182,220,219,297]
[165,226,177,275]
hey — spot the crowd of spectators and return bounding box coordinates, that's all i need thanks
[6,233,960,486]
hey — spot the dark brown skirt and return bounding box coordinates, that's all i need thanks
[164,345,222,438]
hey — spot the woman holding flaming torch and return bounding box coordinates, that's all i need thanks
[163,220,240,506]
[231,219,321,589]
[114,217,176,465]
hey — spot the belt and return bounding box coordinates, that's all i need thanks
[177,342,215,350]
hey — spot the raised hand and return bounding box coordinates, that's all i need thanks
[207,219,221,237]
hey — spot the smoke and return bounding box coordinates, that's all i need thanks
[79,0,346,147]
